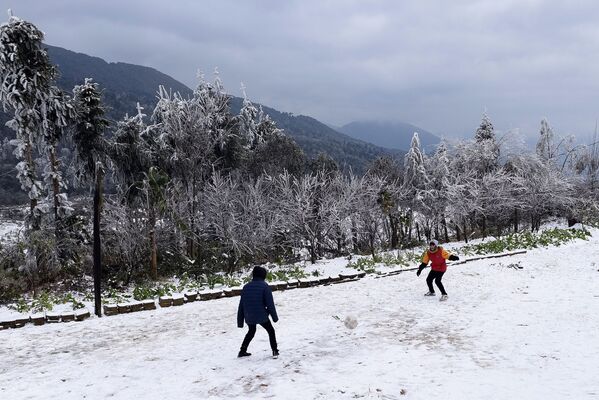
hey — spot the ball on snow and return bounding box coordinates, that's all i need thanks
[344,315,358,330]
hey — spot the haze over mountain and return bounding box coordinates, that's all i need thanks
[339,121,441,152]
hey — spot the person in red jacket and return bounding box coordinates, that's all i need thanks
[417,239,459,301]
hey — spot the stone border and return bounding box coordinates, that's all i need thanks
[0,308,91,330]
[0,271,369,331]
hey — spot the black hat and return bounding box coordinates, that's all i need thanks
[252,266,267,280]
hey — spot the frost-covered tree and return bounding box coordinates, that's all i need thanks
[111,105,165,279]
[402,132,429,240]
[202,173,249,270]
[536,118,555,162]
[276,172,337,263]
[354,175,386,257]
[237,85,262,149]
[43,86,75,224]
[152,73,236,260]
[0,14,57,229]
[472,113,500,175]
[72,78,109,316]
[475,113,495,142]
[506,153,574,231]
[424,141,451,241]
[445,167,480,242]
[403,133,428,191]
[366,156,403,248]
[237,175,285,261]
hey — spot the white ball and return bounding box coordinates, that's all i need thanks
[344,315,358,330]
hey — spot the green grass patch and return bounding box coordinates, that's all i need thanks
[460,227,591,256]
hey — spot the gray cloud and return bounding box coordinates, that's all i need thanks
[3,0,599,141]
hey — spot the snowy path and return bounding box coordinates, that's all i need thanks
[2,238,599,399]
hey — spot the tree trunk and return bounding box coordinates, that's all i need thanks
[481,216,487,239]
[49,145,61,222]
[408,212,413,242]
[416,223,421,242]
[24,138,40,231]
[442,216,449,243]
[310,239,317,264]
[93,167,104,317]
[463,218,468,243]
[390,215,399,249]
[351,220,358,253]
[455,221,462,242]
[513,208,519,233]
[149,204,158,280]
[369,233,376,258]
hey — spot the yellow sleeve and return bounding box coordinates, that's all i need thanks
[441,247,450,260]
[421,251,430,264]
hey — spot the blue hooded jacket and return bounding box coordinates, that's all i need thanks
[237,275,278,327]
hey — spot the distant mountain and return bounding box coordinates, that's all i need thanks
[339,120,441,152]
[46,44,194,120]
[0,44,404,204]
[48,45,405,172]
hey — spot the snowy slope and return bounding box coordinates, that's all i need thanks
[1,232,599,399]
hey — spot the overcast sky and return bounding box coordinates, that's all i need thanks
[3,0,599,141]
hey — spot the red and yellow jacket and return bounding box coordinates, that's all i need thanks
[421,246,451,272]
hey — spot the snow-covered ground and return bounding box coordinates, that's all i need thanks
[0,220,22,243]
[1,231,599,399]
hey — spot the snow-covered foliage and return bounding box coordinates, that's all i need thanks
[72,78,109,184]
[0,15,57,228]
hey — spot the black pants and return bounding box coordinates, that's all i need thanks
[426,270,447,295]
[240,320,278,352]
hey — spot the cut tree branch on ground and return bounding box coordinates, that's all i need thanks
[376,250,528,277]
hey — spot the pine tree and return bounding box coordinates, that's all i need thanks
[475,113,495,142]
[472,113,500,175]
[403,132,428,194]
[402,132,429,241]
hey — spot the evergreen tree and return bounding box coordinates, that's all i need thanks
[473,113,500,175]
[403,132,428,192]
[475,113,495,142]
[402,132,429,241]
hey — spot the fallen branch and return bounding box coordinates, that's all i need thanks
[375,249,528,278]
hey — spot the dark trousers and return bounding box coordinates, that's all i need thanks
[426,270,447,295]
[240,320,278,352]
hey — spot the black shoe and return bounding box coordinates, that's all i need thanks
[238,351,252,358]
[272,350,279,359]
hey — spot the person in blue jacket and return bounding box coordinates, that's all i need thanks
[237,266,279,358]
